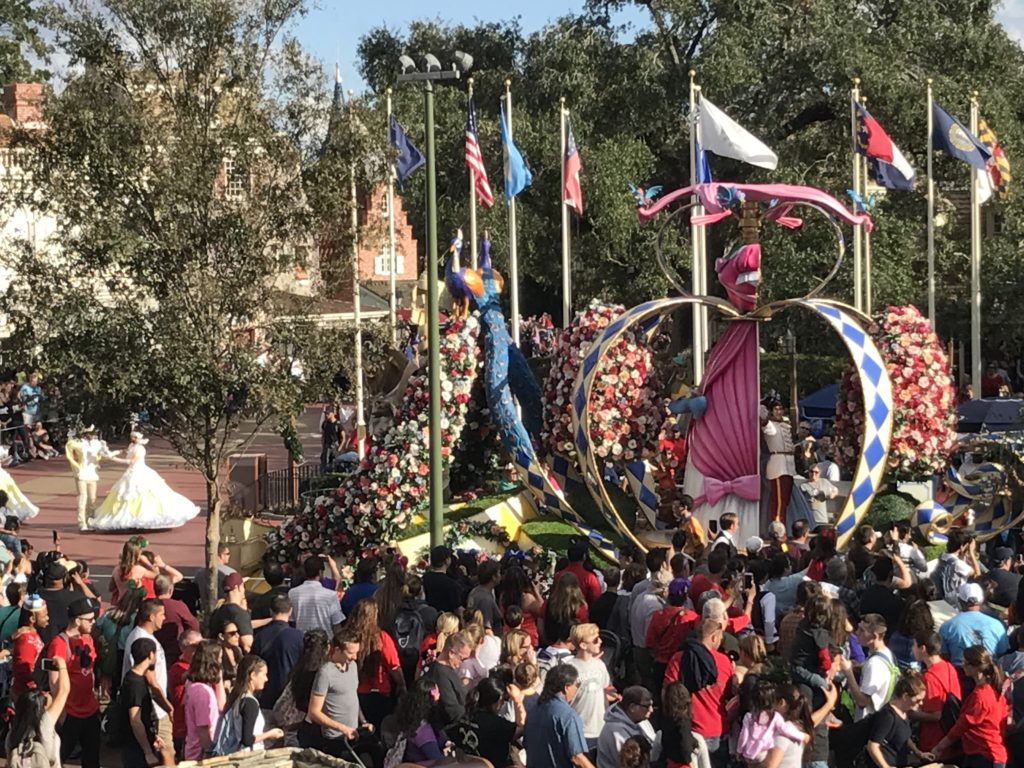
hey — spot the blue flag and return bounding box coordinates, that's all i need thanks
[932,103,991,171]
[389,115,425,190]
[499,105,532,200]
[695,138,712,184]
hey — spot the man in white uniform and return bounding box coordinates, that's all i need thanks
[65,425,118,531]
[762,401,795,525]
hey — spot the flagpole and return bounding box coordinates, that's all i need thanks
[850,77,863,313]
[467,78,478,269]
[861,95,872,315]
[505,80,521,347]
[970,90,982,401]
[926,78,936,326]
[689,70,705,385]
[350,158,366,460]
[561,97,571,328]
[385,87,398,345]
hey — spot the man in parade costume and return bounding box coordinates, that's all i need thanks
[65,425,119,531]
[762,401,795,524]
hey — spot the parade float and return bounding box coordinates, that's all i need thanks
[266,180,1020,569]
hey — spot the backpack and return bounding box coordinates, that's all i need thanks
[209,694,251,757]
[101,695,128,748]
[31,632,70,694]
[392,606,427,681]
[941,690,962,730]
[382,733,408,768]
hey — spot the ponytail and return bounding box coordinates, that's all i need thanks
[963,645,1003,691]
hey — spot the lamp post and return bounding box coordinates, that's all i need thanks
[397,51,473,548]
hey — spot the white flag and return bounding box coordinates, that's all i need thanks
[698,97,778,170]
[975,165,994,205]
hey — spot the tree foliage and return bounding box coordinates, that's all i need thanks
[357,1,1024,358]
[0,0,49,84]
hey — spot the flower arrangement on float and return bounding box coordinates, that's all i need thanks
[834,304,956,480]
[265,315,482,564]
[541,300,667,464]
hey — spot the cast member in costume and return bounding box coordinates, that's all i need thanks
[65,425,119,531]
[0,445,39,520]
[763,400,795,523]
[90,431,199,531]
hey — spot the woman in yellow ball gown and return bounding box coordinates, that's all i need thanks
[90,431,199,531]
[0,445,39,520]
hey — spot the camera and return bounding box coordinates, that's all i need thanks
[41,658,59,672]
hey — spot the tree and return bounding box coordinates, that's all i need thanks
[0,0,49,84]
[0,0,374,611]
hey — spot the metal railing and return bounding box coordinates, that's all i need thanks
[261,462,322,512]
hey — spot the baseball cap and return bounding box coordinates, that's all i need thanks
[958,582,984,605]
[223,572,244,591]
[68,598,96,619]
[745,536,764,555]
[44,561,67,582]
[668,577,690,598]
[620,685,654,709]
[994,546,1015,563]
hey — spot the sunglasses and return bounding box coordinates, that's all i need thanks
[224,630,240,638]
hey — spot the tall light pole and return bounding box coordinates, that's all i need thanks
[397,52,472,548]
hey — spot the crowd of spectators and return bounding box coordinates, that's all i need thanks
[2,516,1024,768]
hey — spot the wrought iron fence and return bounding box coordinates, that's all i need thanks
[261,462,322,511]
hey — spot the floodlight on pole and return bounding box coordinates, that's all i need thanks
[395,52,471,549]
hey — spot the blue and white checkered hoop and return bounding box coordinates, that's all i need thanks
[791,299,894,550]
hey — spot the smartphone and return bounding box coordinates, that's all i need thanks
[52,530,58,546]
[708,519,719,536]
[743,572,754,590]
[41,658,59,672]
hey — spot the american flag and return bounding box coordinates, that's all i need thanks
[465,96,494,208]
[563,117,583,214]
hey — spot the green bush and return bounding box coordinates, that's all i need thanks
[861,492,916,532]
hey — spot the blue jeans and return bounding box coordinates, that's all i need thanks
[0,534,21,556]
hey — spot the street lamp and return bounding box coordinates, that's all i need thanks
[397,52,472,548]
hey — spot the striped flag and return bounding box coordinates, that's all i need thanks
[465,96,494,208]
[978,118,1011,201]
[563,118,583,214]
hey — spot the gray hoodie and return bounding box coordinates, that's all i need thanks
[596,704,655,768]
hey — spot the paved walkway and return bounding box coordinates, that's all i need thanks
[6,406,325,577]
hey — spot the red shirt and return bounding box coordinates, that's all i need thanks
[946,683,1008,762]
[645,606,698,664]
[357,631,401,695]
[169,659,190,739]
[687,575,725,606]
[554,564,602,605]
[11,629,44,699]
[45,632,98,718]
[664,646,732,738]
[919,659,961,751]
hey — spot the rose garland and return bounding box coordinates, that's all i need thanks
[834,304,956,480]
[541,299,666,463]
[265,315,482,564]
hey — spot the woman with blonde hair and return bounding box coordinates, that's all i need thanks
[346,598,406,728]
[501,629,536,666]
[541,572,588,646]
[733,633,767,688]
[418,612,460,675]
[223,655,284,752]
